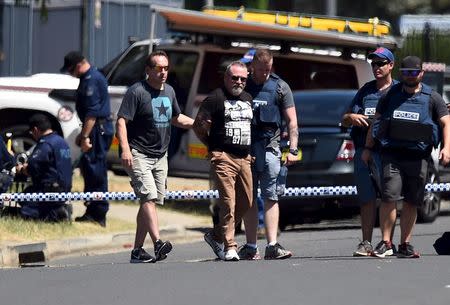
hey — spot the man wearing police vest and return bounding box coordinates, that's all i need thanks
[363,56,450,258]
[342,47,398,257]
[239,48,298,260]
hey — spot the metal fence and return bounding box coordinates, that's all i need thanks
[0,0,183,76]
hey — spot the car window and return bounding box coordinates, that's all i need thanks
[109,45,149,87]
[165,51,199,110]
[198,51,242,94]
[198,51,358,94]
[274,58,358,90]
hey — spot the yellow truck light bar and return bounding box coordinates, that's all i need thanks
[203,6,391,37]
[151,5,398,50]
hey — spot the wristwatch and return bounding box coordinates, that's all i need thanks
[289,148,299,156]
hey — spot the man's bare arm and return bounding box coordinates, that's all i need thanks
[116,117,133,169]
[171,114,194,129]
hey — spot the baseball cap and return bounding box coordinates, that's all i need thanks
[60,51,85,73]
[400,56,422,70]
[240,49,256,64]
[368,47,395,62]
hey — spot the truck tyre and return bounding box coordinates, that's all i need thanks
[1,124,36,155]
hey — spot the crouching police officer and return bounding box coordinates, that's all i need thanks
[363,56,450,258]
[16,114,73,222]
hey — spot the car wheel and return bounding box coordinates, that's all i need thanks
[2,124,36,156]
[417,160,441,223]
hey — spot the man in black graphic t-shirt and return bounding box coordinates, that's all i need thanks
[194,61,253,261]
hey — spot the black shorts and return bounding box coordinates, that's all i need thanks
[381,154,428,205]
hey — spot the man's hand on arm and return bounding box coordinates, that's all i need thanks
[116,117,133,169]
[192,110,211,146]
[342,113,370,128]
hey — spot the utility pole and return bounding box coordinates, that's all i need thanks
[326,0,337,16]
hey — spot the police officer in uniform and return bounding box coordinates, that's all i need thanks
[239,48,298,260]
[61,51,113,227]
[342,47,398,256]
[16,114,72,221]
[363,56,450,258]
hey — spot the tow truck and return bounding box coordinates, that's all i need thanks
[0,5,398,177]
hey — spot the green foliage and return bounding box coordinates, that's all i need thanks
[396,30,450,63]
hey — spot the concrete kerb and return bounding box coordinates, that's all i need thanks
[0,224,203,267]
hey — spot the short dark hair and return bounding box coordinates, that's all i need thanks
[146,50,169,67]
[29,113,52,132]
[253,49,273,64]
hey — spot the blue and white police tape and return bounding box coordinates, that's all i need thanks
[1,183,450,203]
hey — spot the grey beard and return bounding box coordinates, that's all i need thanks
[231,87,243,96]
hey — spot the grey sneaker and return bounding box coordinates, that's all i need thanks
[353,240,373,257]
[372,240,394,258]
[204,231,224,260]
[130,247,156,263]
[238,244,261,260]
[154,240,172,261]
[264,243,292,260]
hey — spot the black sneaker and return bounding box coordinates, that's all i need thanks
[264,243,292,260]
[130,247,156,263]
[372,240,394,258]
[154,240,172,261]
[397,242,420,258]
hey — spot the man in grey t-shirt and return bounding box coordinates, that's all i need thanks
[116,50,193,263]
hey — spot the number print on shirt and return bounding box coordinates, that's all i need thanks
[224,99,253,146]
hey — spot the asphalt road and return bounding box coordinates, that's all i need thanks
[1,215,450,305]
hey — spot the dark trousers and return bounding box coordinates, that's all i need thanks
[80,125,112,220]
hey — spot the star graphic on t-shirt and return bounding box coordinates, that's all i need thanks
[156,102,169,117]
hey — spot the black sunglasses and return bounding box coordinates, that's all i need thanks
[371,61,389,68]
[230,75,247,82]
[401,70,421,77]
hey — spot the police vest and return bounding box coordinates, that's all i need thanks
[246,74,282,139]
[350,80,398,148]
[30,133,72,192]
[373,83,440,152]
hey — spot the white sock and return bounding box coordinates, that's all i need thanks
[268,241,277,246]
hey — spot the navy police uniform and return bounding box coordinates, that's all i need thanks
[20,132,73,221]
[76,67,113,221]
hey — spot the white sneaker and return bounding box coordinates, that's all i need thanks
[224,249,240,261]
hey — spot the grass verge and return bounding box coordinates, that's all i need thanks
[0,216,135,243]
